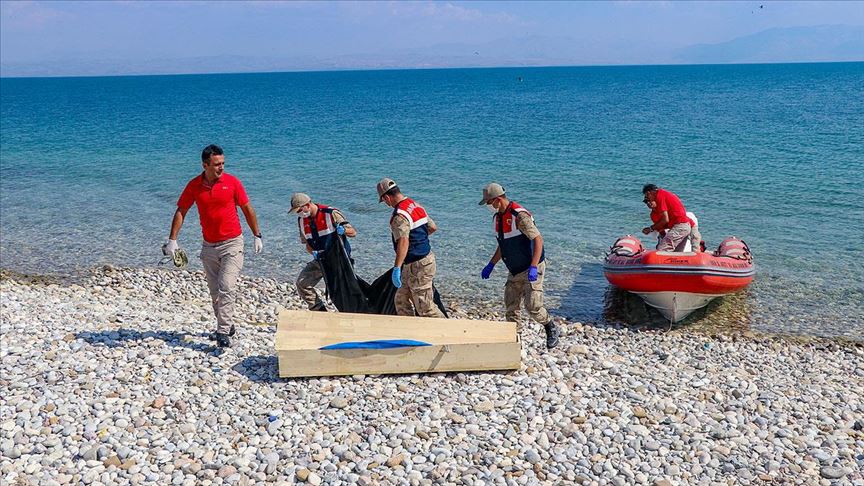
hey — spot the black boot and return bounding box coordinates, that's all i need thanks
[209,325,236,340]
[215,333,231,348]
[310,301,327,312]
[544,322,560,349]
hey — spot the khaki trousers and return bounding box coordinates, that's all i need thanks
[690,224,702,251]
[504,261,550,329]
[658,222,692,252]
[395,253,445,318]
[200,235,244,334]
[296,260,325,309]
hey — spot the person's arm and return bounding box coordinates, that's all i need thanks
[171,181,196,241]
[332,210,357,237]
[516,213,544,266]
[654,211,670,230]
[169,207,189,240]
[530,234,544,267]
[391,215,411,267]
[394,237,409,267]
[489,246,502,264]
[643,211,669,234]
[239,203,261,236]
[426,215,438,235]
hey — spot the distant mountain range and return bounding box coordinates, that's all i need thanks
[676,25,864,64]
[2,25,862,77]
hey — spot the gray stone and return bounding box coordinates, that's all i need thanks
[644,441,661,451]
[330,397,349,409]
[820,466,846,480]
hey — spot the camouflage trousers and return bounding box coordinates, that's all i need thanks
[395,252,445,318]
[295,260,325,309]
[504,261,550,330]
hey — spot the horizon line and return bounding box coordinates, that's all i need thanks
[1,59,862,81]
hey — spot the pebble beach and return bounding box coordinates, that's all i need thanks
[1,266,862,485]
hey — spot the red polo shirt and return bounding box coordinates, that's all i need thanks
[177,172,249,243]
[654,189,690,226]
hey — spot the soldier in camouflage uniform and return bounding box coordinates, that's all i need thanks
[479,183,559,349]
[289,192,356,311]
[377,178,445,318]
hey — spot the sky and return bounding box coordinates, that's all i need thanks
[1,1,863,76]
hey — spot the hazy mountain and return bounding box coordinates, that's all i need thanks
[2,26,862,77]
[677,25,864,64]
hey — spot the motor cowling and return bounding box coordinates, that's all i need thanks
[610,235,643,257]
[716,237,751,260]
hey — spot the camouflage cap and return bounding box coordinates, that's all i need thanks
[288,192,311,213]
[376,177,398,202]
[479,182,505,205]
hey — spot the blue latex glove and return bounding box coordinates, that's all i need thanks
[528,265,539,282]
[336,225,346,236]
[391,266,402,288]
[311,251,319,260]
[481,261,496,279]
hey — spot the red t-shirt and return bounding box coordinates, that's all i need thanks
[177,172,249,243]
[654,189,690,226]
[651,207,695,229]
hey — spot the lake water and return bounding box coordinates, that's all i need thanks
[2,63,862,339]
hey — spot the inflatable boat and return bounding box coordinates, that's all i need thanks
[603,236,754,322]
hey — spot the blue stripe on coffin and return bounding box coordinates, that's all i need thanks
[319,339,432,350]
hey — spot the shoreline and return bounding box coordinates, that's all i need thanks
[1,264,860,346]
[1,265,862,484]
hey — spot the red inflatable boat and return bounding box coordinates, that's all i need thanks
[603,236,754,322]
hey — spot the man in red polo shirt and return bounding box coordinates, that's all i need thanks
[163,144,262,348]
[641,184,693,252]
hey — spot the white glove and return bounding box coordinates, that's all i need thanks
[254,236,263,254]
[163,239,179,257]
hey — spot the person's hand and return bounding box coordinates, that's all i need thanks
[391,267,402,288]
[254,236,263,254]
[311,251,319,260]
[163,239,179,257]
[528,265,539,282]
[336,225,346,236]
[642,226,653,235]
[481,261,496,279]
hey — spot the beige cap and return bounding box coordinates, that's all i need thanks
[288,192,311,213]
[479,182,505,205]
[376,177,398,201]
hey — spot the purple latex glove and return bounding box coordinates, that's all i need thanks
[527,265,539,282]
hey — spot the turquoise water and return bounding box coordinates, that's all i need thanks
[2,63,863,339]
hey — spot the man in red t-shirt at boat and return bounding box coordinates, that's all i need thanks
[641,184,701,252]
[164,144,263,348]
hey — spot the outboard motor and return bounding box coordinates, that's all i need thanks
[610,235,643,257]
[716,237,751,260]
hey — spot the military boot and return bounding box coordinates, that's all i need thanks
[544,321,560,349]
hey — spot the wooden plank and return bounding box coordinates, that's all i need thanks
[277,342,521,378]
[276,309,516,350]
[274,309,521,377]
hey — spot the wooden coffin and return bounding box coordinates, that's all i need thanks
[275,309,521,378]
